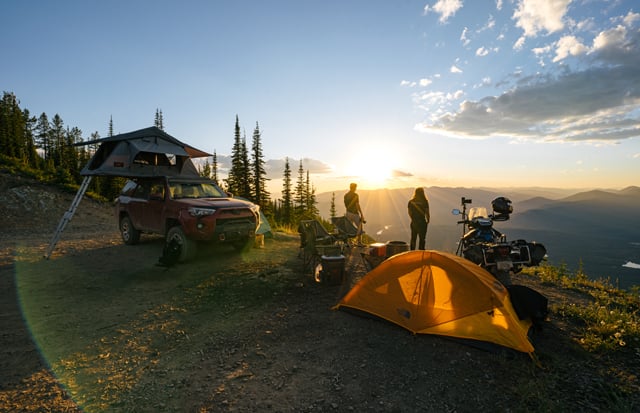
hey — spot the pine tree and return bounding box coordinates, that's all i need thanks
[108,116,114,137]
[212,150,219,184]
[226,115,243,196]
[294,159,306,217]
[200,159,212,179]
[22,109,39,168]
[35,112,51,162]
[250,122,270,212]
[154,109,164,130]
[305,170,319,217]
[281,157,293,225]
[240,132,252,199]
[49,114,65,168]
[330,192,337,218]
[0,92,25,160]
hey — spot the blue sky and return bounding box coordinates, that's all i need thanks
[3,0,639,195]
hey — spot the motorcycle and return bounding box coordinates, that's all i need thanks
[452,196,546,285]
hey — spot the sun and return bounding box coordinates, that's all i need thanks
[345,149,394,189]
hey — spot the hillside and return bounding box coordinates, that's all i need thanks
[1,173,639,412]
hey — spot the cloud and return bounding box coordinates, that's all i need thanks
[476,47,489,57]
[391,169,413,178]
[418,62,640,141]
[417,9,640,143]
[425,0,463,23]
[460,27,470,46]
[450,65,463,73]
[553,35,588,62]
[512,0,570,39]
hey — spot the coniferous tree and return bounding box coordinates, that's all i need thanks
[154,109,164,130]
[64,126,82,182]
[226,115,243,196]
[200,159,212,179]
[305,170,319,217]
[0,92,25,159]
[240,132,252,199]
[294,159,306,217]
[211,150,219,184]
[281,157,293,225]
[250,122,270,212]
[49,114,65,168]
[35,112,51,163]
[108,116,114,137]
[22,109,39,168]
[330,192,337,219]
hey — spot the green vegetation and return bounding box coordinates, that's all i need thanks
[0,92,325,228]
[523,264,640,353]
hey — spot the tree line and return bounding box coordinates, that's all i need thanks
[0,91,329,229]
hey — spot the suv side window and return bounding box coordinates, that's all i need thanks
[132,182,150,199]
[120,180,138,196]
[149,183,165,200]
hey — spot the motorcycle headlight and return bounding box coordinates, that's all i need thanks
[188,207,216,217]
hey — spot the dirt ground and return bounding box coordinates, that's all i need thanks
[1,174,639,412]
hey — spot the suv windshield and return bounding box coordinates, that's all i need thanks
[169,181,226,199]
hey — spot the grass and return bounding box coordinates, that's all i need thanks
[523,263,640,353]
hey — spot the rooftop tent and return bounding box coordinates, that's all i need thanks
[76,126,211,178]
[334,250,534,355]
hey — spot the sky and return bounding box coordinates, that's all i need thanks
[2,0,639,196]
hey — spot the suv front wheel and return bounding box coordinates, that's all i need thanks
[120,215,141,245]
[166,226,197,262]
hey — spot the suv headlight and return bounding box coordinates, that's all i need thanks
[188,207,216,217]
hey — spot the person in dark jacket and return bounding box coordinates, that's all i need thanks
[344,182,365,245]
[408,187,430,250]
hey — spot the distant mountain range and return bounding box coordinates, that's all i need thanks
[316,186,640,289]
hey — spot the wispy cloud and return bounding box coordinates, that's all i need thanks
[416,7,640,143]
[424,0,463,24]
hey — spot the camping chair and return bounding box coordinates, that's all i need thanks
[298,220,342,274]
[331,216,359,250]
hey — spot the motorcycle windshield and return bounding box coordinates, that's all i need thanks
[468,207,489,220]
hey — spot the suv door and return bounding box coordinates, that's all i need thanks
[128,179,165,233]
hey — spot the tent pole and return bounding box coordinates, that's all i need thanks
[44,176,92,259]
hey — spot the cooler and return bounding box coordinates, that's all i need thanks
[368,242,387,257]
[318,255,345,285]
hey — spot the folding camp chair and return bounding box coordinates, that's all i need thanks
[331,216,360,251]
[298,220,342,274]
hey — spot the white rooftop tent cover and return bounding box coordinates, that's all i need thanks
[76,126,211,178]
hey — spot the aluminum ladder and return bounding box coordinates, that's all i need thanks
[44,176,92,259]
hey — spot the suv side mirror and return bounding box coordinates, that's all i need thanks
[452,208,461,215]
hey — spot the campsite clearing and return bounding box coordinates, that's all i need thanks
[1,173,639,412]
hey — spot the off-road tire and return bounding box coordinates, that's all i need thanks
[119,215,140,245]
[166,226,197,262]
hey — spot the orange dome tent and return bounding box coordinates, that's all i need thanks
[334,250,534,354]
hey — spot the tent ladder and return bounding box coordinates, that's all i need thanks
[44,176,92,259]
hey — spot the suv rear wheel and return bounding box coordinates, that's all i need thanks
[166,226,197,262]
[120,215,140,245]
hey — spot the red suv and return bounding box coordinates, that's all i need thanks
[115,176,260,261]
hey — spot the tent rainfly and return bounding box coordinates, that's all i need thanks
[75,126,211,178]
[334,250,535,355]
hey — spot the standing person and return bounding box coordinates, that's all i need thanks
[408,187,430,250]
[344,182,365,245]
